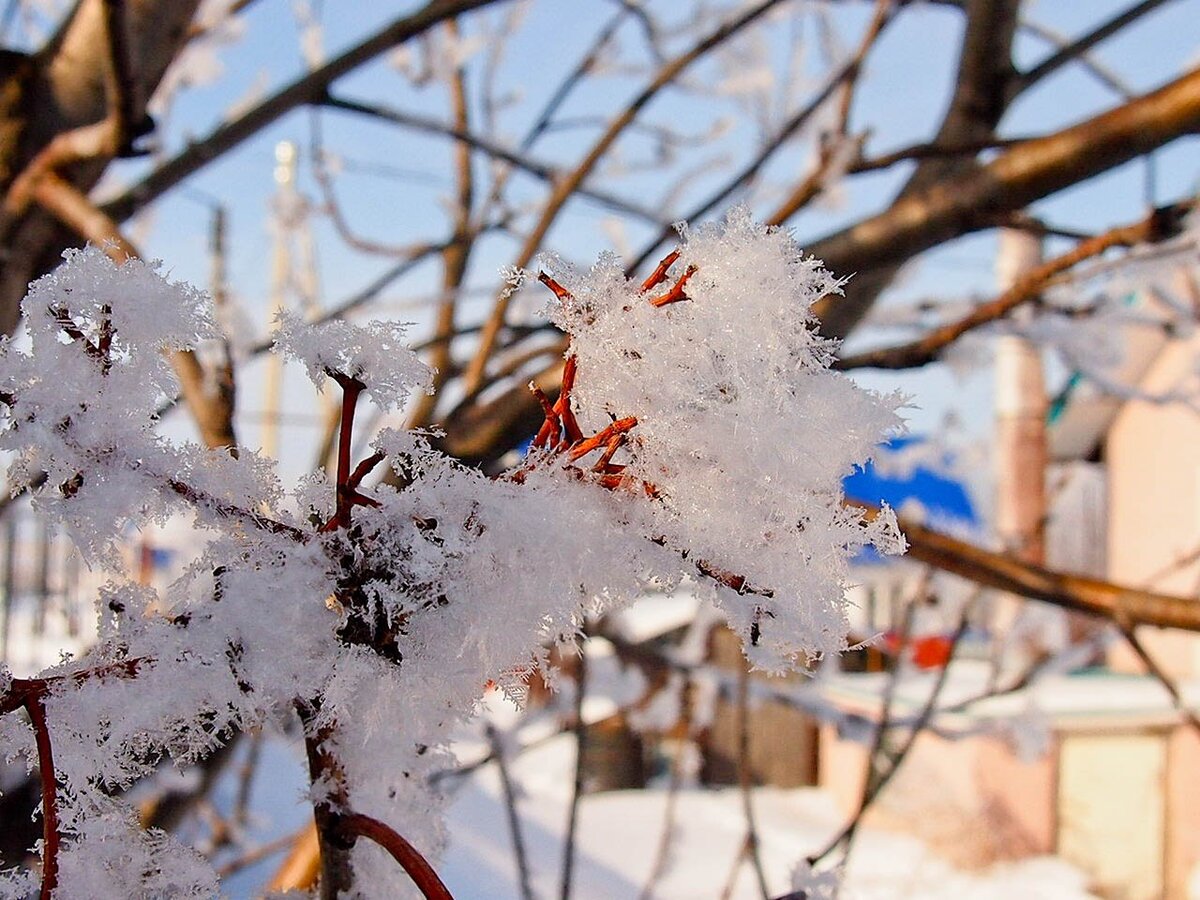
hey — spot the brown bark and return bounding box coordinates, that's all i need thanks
[0,0,512,335]
[797,0,1021,339]
[898,514,1200,633]
[0,0,201,334]
[809,64,1200,339]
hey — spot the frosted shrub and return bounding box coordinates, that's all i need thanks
[0,213,902,898]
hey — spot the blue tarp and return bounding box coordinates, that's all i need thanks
[843,436,978,564]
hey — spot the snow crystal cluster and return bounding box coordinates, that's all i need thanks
[543,209,905,668]
[0,213,903,897]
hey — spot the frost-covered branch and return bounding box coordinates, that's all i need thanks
[0,215,904,897]
[460,0,791,395]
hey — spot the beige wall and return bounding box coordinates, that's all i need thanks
[1106,335,1200,679]
[819,723,1056,868]
[1058,732,1166,900]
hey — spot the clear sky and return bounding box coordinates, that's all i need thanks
[44,0,1200,479]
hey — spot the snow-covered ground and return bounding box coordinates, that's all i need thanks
[208,721,1095,899]
[439,733,1094,900]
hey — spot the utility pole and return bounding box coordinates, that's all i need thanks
[992,228,1049,670]
[262,141,325,463]
[262,141,297,461]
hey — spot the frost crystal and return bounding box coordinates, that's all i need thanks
[0,214,903,896]
[272,310,433,407]
[541,209,904,667]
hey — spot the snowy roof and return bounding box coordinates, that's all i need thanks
[1047,289,1175,462]
[818,660,1200,733]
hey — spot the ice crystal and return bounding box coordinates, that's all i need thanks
[0,213,904,896]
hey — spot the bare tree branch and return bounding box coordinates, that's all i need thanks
[1015,0,1175,95]
[460,0,790,396]
[809,65,1200,339]
[834,200,1194,371]
[627,0,895,273]
[98,0,515,226]
[895,511,1200,632]
[319,94,667,226]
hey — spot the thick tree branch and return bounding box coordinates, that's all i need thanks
[896,513,1200,632]
[796,0,1021,338]
[808,65,1200,339]
[0,0,201,332]
[834,200,1193,371]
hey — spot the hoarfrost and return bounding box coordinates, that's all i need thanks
[0,213,904,895]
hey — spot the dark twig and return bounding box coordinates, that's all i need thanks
[560,645,588,900]
[1015,0,1173,94]
[737,662,770,899]
[486,723,534,900]
[1121,625,1200,739]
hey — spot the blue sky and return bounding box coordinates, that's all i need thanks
[62,0,1200,473]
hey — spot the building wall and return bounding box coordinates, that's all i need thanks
[1106,334,1200,679]
[818,722,1056,869]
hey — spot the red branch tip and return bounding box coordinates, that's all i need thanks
[567,417,638,461]
[336,812,454,900]
[648,265,697,308]
[537,272,573,304]
[640,249,681,292]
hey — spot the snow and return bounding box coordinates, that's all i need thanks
[0,213,908,895]
[439,732,1096,900]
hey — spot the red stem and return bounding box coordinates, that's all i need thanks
[567,417,637,461]
[640,249,680,292]
[25,693,59,900]
[648,266,696,308]
[347,451,386,492]
[335,378,364,498]
[320,371,373,532]
[537,272,573,303]
[336,812,454,900]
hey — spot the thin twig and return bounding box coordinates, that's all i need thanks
[1015,0,1172,94]
[560,645,589,900]
[626,0,895,273]
[336,812,454,900]
[1121,625,1200,739]
[100,0,517,225]
[461,0,789,395]
[736,662,770,899]
[486,723,535,900]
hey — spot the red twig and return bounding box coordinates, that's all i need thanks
[25,694,59,900]
[592,432,626,471]
[640,249,681,292]
[320,371,386,532]
[1,659,144,899]
[335,812,454,900]
[538,271,573,304]
[648,266,696,308]
[567,417,638,461]
[347,451,386,492]
[557,357,583,443]
[529,383,561,449]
